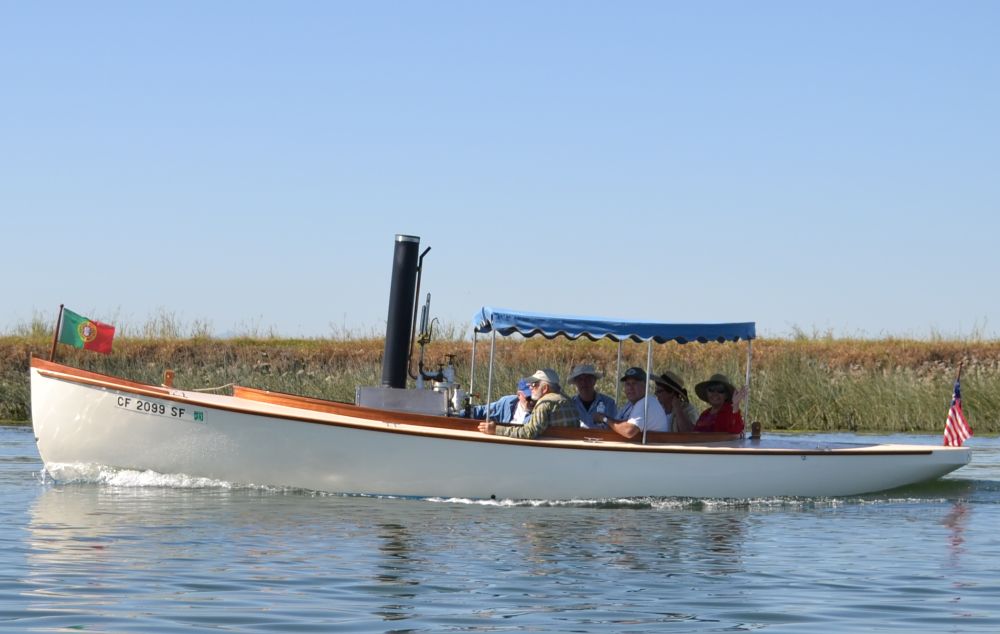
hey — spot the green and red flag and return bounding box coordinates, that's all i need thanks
[58,308,115,354]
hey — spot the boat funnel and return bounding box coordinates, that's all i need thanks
[381,234,420,388]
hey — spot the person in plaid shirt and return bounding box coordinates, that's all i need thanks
[478,369,578,439]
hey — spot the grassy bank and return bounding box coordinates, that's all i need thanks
[3,334,999,433]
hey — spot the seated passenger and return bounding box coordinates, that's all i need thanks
[478,369,578,439]
[652,370,699,432]
[591,367,668,439]
[566,363,617,429]
[470,378,534,424]
[693,373,746,434]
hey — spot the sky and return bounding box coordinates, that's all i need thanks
[3,2,998,340]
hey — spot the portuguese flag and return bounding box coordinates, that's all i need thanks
[58,308,115,354]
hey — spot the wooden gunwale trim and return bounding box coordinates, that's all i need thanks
[32,357,172,394]
[231,385,735,445]
[233,385,740,445]
[32,360,938,456]
[233,385,479,431]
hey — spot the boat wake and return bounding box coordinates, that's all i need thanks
[425,476,996,509]
[38,464,996,508]
[423,496,873,510]
[41,462,248,490]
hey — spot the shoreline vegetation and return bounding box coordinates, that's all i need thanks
[2,325,999,434]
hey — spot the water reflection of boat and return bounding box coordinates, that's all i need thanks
[29,235,971,500]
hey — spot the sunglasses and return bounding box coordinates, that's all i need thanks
[706,385,728,394]
[529,381,541,388]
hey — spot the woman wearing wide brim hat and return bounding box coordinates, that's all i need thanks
[692,373,746,434]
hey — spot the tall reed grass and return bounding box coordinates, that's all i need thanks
[2,316,998,433]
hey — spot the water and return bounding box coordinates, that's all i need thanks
[2,426,999,633]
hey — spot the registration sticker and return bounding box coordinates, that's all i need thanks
[114,395,206,423]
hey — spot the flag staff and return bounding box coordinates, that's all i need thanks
[49,304,64,362]
[943,360,973,447]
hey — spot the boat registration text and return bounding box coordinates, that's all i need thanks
[115,396,206,423]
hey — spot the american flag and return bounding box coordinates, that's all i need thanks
[943,378,973,447]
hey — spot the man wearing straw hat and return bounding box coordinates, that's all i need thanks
[566,363,617,429]
[652,370,699,433]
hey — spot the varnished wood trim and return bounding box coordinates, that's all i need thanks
[32,357,172,394]
[233,385,479,430]
[232,385,739,444]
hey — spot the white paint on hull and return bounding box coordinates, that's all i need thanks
[30,365,971,499]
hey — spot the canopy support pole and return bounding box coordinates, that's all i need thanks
[469,331,478,405]
[614,341,623,403]
[484,330,497,422]
[743,339,753,421]
[641,339,653,445]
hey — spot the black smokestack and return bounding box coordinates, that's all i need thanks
[381,234,420,388]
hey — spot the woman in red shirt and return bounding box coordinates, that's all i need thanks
[693,373,746,434]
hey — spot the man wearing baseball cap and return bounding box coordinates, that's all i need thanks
[470,378,535,424]
[591,367,668,439]
[478,368,578,439]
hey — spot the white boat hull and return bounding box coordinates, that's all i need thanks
[30,361,972,499]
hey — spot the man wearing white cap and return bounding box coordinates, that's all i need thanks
[478,368,578,439]
[566,363,617,429]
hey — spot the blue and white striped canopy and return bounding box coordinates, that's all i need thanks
[472,307,755,344]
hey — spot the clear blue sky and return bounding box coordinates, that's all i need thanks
[3,2,998,339]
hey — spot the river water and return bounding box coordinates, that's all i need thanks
[2,425,998,633]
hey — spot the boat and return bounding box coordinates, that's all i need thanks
[29,235,972,499]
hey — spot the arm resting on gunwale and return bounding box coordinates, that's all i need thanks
[494,393,577,439]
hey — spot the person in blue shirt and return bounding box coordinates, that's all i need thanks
[470,378,534,424]
[567,364,617,429]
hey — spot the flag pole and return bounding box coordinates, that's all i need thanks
[49,304,64,362]
[943,359,972,447]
